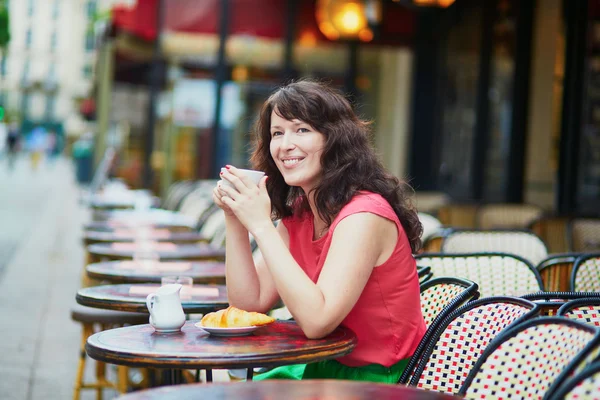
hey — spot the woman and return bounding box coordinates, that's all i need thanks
[213,80,425,383]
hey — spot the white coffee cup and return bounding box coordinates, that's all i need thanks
[220,168,265,189]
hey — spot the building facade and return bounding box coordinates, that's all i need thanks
[1,0,99,133]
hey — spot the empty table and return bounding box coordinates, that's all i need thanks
[76,284,228,313]
[85,261,226,284]
[86,242,225,263]
[83,230,207,245]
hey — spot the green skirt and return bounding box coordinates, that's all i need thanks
[253,358,409,384]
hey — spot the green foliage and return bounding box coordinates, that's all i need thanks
[0,0,9,48]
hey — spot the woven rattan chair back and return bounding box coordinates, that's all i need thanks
[399,278,480,385]
[571,254,600,292]
[441,229,549,266]
[547,361,600,400]
[458,317,600,399]
[416,252,543,297]
[536,253,582,292]
[558,298,600,328]
[568,218,600,252]
[477,204,543,230]
[419,277,479,328]
[406,297,539,394]
[529,215,570,254]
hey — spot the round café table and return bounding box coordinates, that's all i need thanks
[85,261,226,284]
[86,242,225,263]
[92,209,196,225]
[86,321,357,383]
[116,380,459,400]
[76,284,228,313]
[88,194,160,210]
[83,230,207,245]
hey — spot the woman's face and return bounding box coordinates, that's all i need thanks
[269,109,325,193]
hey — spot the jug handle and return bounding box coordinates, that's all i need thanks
[146,293,158,317]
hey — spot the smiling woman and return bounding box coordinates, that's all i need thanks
[212,80,425,384]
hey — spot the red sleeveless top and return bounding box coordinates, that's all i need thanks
[282,192,426,367]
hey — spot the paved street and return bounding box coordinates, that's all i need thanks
[0,155,117,400]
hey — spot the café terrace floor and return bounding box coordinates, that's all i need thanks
[0,157,230,400]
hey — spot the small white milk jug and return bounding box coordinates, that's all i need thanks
[145,283,186,333]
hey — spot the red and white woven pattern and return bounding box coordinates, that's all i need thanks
[442,231,548,266]
[420,283,469,327]
[573,257,600,292]
[564,305,600,327]
[565,370,600,400]
[414,303,531,394]
[465,324,595,399]
[417,255,541,297]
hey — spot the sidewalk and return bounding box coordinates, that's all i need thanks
[0,157,116,400]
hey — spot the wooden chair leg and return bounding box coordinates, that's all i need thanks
[117,366,129,394]
[73,323,94,400]
[95,360,106,400]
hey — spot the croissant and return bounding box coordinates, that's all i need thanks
[200,306,275,328]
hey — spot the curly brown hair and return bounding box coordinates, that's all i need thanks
[250,80,422,253]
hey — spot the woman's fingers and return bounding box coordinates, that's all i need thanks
[217,182,241,201]
[220,166,256,193]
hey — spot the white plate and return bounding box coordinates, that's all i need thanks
[195,323,259,337]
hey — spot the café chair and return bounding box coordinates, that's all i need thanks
[558,297,600,328]
[402,297,539,394]
[416,252,543,297]
[71,304,148,400]
[546,361,600,400]
[476,203,543,230]
[528,214,571,254]
[568,218,600,252]
[536,253,583,292]
[441,229,549,266]
[401,277,479,384]
[458,317,600,399]
[570,253,600,292]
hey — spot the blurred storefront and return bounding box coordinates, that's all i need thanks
[91,0,598,217]
[408,0,599,215]
[94,0,414,195]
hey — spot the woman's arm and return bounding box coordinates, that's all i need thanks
[224,215,288,313]
[253,212,394,339]
[213,180,283,313]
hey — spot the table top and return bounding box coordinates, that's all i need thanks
[86,261,225,284]
[76,284,228,313]
[93,209,196,225]
[83,230,206,244]
[86,242,226,261]
[89,197,161,210]
[117,380,459,400]
[86,321,357,370]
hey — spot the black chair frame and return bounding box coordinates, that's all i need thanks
[458,317,600,398]
[558,297,600,317]
[570,252,600,292]
[546,361,600,400]
[405,296,540,387]
[398,277,480,384]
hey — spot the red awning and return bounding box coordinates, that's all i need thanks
[112,0,414,46]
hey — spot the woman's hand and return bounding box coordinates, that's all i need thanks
[212,182,236,218]
[219,166,272,235]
